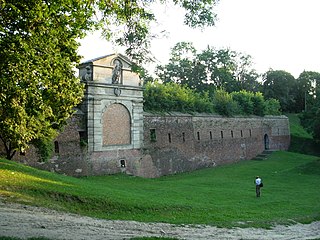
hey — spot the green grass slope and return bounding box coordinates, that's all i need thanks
[1,151,319,228]
[287,113,320,156]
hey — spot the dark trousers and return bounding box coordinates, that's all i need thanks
[256,185,261,197]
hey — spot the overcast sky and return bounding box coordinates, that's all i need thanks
[78,0,320,78]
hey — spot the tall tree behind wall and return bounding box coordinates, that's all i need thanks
[156,42,261,94]
[262,70,297,113]
[296,71,320,112]
[0,0,219,160]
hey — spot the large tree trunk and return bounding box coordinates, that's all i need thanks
[0,136,16,160]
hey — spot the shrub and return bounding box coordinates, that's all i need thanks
[212,89,237,116]
[264,99,281,115]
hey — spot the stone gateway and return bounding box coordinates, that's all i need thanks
[4,54,290,178]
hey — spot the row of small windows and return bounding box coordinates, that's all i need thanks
[150,129,253,143]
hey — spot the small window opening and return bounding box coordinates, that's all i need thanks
[197,132,200,141]
[79,131,87,147]
[221,131,224,139]
[54,141,59,153]
[231,130,234,138]
[182,132,185,142]
[241,130,243,138]
[249,129,252,137]
[79,131,86,140]
[168,133,172,143]
[210,131,213,140]
[278,128,280,135]
[150,129,157,142]
[120,159,126,168]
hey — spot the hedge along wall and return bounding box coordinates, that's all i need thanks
[141,113,290,177]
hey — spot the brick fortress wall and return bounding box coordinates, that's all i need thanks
[138,113,290,177]
[1,111,291,178]
[0,53,291,178]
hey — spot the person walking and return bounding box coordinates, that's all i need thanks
[255,176,262,197]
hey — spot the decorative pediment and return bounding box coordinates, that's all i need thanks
[78,53,141,86]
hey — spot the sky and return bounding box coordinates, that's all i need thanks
[78,0,320,78]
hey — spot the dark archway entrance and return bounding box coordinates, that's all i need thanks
[264,134,270,150]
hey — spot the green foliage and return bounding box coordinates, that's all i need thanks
[176,0,218,28]
[143,81,213,113]
[0,1,220,159]
[31,138,54,162]
[294,72,320,145]
[296,71,320,112]
[1,151,320,228]
[144,83,280,116]
[0,0,86,159]
[264,99,281,115]
[212,89,237,116]
[97,1,218,64]
[262,70,297,112]
[286,114,320,156]
[211,89,278,116]
[299,104,320,142]
[156,42,261,94]
[231,90,254,115]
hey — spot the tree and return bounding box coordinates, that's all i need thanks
[98,0,219,63]
[298,71,320,142]
[263,99,281,116]
[296,71,320,112]
[262,70,297,112]
[0,0,219,159]
[156,42,206,90]
[0,0,89,159]
[156,43,260,94]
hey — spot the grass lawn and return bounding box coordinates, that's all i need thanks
[0,150,319,228]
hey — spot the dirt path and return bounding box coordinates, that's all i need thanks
[0,201,319,240]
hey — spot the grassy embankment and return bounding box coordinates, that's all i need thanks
[0,114,319,231]
[287,113,320,156]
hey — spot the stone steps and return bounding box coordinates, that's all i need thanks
[252,150,275,161]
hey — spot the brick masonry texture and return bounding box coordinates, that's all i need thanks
[102,103,131,146]
[0,54,291,178]
[141,113,290,177]
[1,111,290,178]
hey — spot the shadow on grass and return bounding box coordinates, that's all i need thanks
[295,159,320,175]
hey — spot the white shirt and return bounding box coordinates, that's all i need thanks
[255,178,262,185]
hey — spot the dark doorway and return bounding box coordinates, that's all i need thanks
[264,134,270,150]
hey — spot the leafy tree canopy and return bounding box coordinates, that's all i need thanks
[262,70,297,113]
[296,71,320,112]
[0,0,219,159]
[156,42,261,94]
[0,0,87,159]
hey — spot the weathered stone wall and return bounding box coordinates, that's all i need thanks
[5,111,90,177]
[139,113,290,177]
[0,112,290,178]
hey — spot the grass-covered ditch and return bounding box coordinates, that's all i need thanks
[0,150,319,229]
